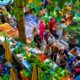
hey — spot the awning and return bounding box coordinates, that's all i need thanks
[0,0,13,5]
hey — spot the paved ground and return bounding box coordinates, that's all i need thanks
[25,14,38,38]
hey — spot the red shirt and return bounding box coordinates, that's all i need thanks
[49,19,55,30]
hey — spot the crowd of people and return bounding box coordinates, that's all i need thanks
[32,16,80,78]
[0,2,80,79]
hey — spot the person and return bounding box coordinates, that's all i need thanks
[44,30,50,42]
[0,12,7,23]
[44,44,52,57]
[74,56,80,77]
[70,47,78,56]
[39,20,45,41]
[75,56,80,67]
[59,50,67,68]
[49,18,55,33]
[32,27,38,38]
[42,0,50,8]
[32,27,41,49]
[51,44,59,62]
[0,41,5,56]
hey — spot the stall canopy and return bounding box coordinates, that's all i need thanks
[0,0,13,5]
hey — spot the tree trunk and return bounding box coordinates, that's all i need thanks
[15,0,26,43]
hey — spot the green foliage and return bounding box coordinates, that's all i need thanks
[65,25,80,37]
[22,69,31,78]
[30,41,36,48]
[24,54,40,63]
[53,67,68,80]
[13,47,26,54]
[1,75,10,80]
[74,17,80,22]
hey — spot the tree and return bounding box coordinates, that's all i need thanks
[13,0,27,43]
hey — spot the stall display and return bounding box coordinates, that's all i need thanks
[0,23,19,38]
[0,0,80,80]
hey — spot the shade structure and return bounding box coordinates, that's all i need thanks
[10,68,18,80]
[32,65,37,80]
[0,0,13,5]
[3,40,12,62]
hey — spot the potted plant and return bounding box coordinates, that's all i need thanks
[65,24,80,49]
[20,69,31,80]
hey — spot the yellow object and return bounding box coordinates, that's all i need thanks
[32,65,37,80]
[10,68,18,80]
[38,67,41,80]
[0,23,12,31]
[0,77,2,80]
[3,41,12,62]
[59,8,69,16]
[28,0,33,4]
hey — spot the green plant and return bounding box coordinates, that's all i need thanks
[25,54,40,63]
[30,41,36,48]
[22,69,31,78]
[1,75,10,80]
[13,47,26,54]
[53,67,68,80]
[74,17,80,22]
[65,24,80,38]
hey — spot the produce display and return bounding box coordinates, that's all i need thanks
[1,0,80,80]
[13,47,26,54]
[0,23,12,31]
[21,69,32,78]
[53,68,68,80]
[74,17,80,23]
[0,75,10,80]
[29,41,36,48]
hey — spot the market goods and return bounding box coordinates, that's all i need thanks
[1,75,9,80]
[22,69,31,78]
[13,47,26,54]
[29,41,36,48]
[74,17,80,23]
[0,23,12,31]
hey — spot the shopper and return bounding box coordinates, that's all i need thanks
[42,0,50,8]
[44,44,52,57]
[32,27,38,38]
[51,44,59,62]
[39,20,45,41]
[59,50,67,68]
[49,18,55,33]
[44,30,50,44]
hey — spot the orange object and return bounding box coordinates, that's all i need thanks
[0,23,12,31]
[38,54,48,62]
[62,75,74,80]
